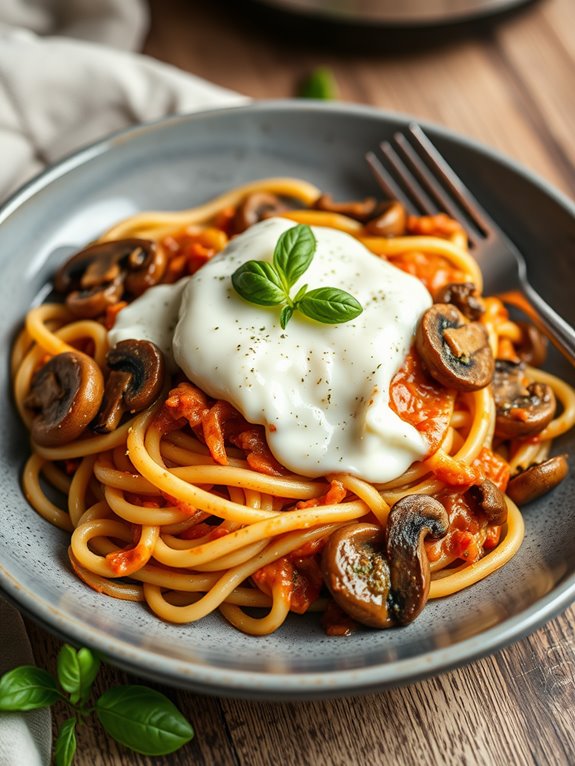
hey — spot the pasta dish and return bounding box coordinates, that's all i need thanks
[12,178,575,636]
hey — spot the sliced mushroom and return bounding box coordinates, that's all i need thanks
[434,282,484,321]
[25,351,104,446]
[54,239,162,317]
[363,200,407,237]
[507,455,568,506]
[515,321,548,368]
[321,495,448,629]
[415,303,494,391]
[321,523,392,629]
[493,360,556,438]
[233,192,292,233]
[63,274,124,318]
[386,495,449,625]
[312,193,380,222]
[464,479,507,525]
[93,339,165,433]
[123,241,167,297]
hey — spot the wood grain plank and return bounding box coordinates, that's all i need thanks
[26,606,575,766]
[487,0,575,192]
[144,0,574,195]
[220,611,575,766]
[494,612,575,765]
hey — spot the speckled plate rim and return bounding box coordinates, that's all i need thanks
[1,100,574,698]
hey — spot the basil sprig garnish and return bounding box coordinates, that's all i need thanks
[0,644,194,764]
[231,223,363,329]
[297,66,339,100]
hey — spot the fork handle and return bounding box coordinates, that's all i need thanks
[522,283,575,367]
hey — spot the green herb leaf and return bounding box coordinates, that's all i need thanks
[292,283,309,304]
[298,287,363,324]
[279,305,294,329]
[230,224,362,328]
[0,666,60,711]
[96,685,194,756]
[297,67,339,100]
[54,717,77,766]
[273,224,316,288]
[57,645,100,705]
[76,648,100,703]
[232,260,286,306]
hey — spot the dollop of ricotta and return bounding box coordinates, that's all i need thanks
[111,217,432,482]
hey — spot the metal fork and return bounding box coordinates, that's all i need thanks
[366,124,575,366]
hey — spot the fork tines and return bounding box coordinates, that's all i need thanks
[366,124,493,248]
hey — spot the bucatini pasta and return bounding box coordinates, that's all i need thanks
[13,178,574,636]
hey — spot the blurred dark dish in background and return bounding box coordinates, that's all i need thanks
[249,0,534,26]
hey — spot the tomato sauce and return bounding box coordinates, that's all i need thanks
[388,251,466,294]
[472,447,510,492]
[426,491,486,564]
[389,349,454,455]
[162,226,228,282]
[252,554,323,614]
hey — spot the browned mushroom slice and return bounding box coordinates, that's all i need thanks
[312,193,380,222]
[515,321,548,368]
[321,495,448,629]
[386,495,449,625]
[93,339,165,433]
[415,303,494,392]
[233,192,293,233]
[54,239,159,317]
[363,200,407,237]
[123,241,167,297]
[507,455,568,506]
[25,351,104,446]
[493,360,556,438]
[433,282,484,321]
[321,524,393,629]
[464,479,507,525]
[65,276,124,318]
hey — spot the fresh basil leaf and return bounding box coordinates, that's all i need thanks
[57,645,80,703]
[273,224,316,288]
[76,648,100,704]
[279,305,294,329]
[96,685,194,756]
[57,645,100,705]
[232,260,286,306]
[292,283,308,304]
[298,67,339,100]
[298,287,363,325]
[0,666,60,711]
[54,717,77,766]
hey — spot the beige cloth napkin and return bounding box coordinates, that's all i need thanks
[0,1,245,763]
[0,601,51,766]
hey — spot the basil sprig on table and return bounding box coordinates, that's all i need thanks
[0,644,194,765]
[297,66,339,100]
[231,223,363,329]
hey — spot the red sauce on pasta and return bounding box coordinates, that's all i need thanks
[389,349,454,454]
[388,252,466,293]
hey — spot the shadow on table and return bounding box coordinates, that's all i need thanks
[223,0,541,55]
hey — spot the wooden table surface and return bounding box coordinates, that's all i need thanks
[25,0,575,763]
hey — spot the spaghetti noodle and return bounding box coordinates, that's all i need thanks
[12,178,575,636]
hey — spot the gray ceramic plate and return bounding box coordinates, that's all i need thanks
[1,102,574,699]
